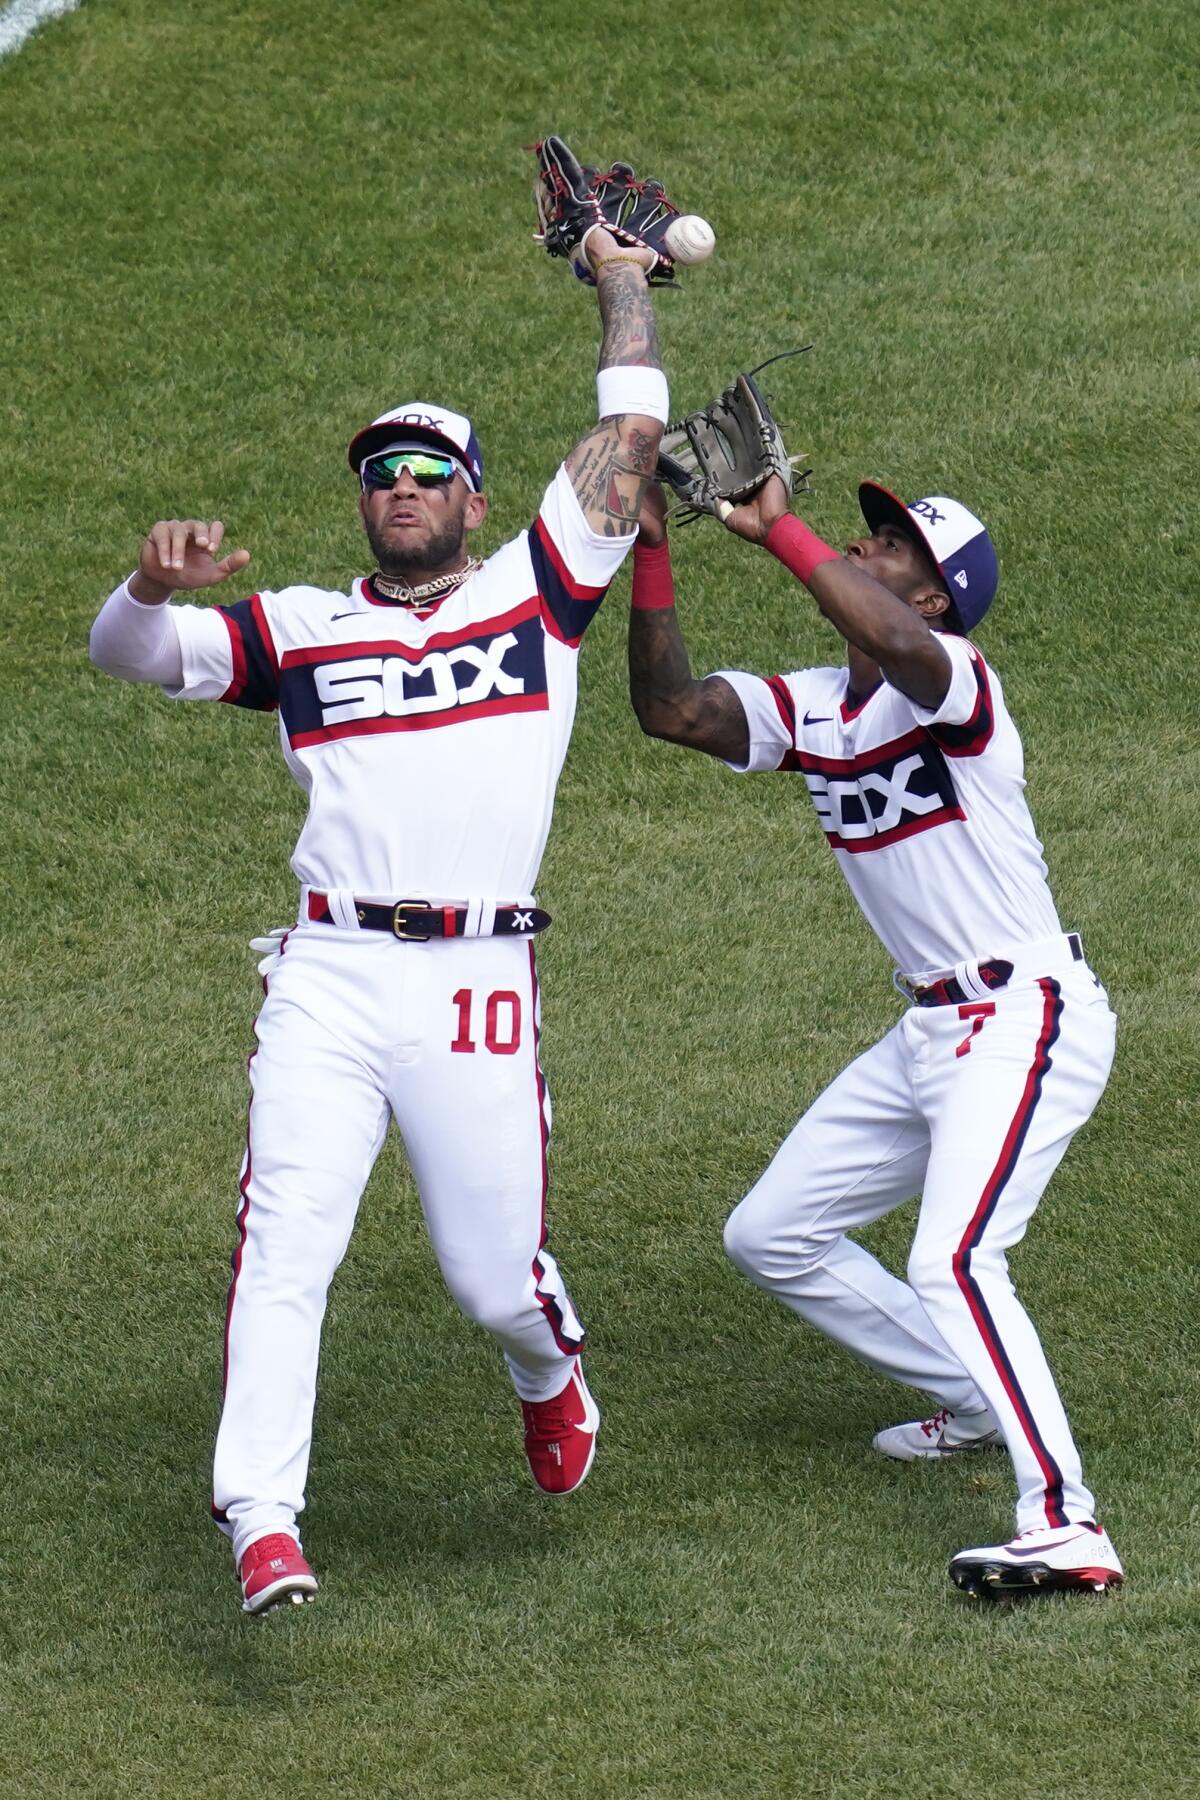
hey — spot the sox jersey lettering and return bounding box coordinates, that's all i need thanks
[165,466,615,901]
[719,635,1061,973]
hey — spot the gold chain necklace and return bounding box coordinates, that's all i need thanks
[371,557,482,605]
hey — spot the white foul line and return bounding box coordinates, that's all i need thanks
[0,0,82,60]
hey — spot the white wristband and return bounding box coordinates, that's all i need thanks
[597,366,669,426]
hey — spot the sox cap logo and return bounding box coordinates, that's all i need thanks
[859,482,999,631]
[347,402,485,492]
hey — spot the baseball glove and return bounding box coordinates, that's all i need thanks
[530,135,682,286]
[655,351,813,524]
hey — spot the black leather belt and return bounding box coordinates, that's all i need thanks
[907,932,1082,1007]
[910,960,1013,1007]
[307,891,551,941]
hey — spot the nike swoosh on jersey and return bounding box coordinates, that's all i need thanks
[330,611,361,621]
[803,711,832,725]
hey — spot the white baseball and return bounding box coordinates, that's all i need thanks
[662,214,716,264]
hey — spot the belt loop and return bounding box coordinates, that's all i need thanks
[477,901,497,938]
[328,889,360,931]
[952,959,992,1003]
[442,906,458,938]
[1069,931,1083,961]
[464,899,483,939]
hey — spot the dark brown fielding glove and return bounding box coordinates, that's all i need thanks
[656,354,812,523]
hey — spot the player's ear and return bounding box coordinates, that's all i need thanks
[464,492,488,532]
[357,490,369,524]
[914,586,950,621]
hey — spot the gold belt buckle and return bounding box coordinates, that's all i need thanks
[392,899,434,941]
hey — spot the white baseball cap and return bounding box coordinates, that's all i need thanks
[347,402,484,492]
[859,482,999,630]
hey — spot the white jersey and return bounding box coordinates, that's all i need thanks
[166,466,627,901]
[720,634,1062,975]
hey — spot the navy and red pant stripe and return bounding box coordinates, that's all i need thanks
[951,977,1068,1527]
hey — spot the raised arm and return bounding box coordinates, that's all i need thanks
[725,477,952,709]
[626,485,750,763]
[90,518,250,684]
[563,227,666,538]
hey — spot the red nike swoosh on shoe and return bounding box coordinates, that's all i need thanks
[1000,1530,1095,1558]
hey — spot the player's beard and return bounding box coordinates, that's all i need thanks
[365,512,468,578]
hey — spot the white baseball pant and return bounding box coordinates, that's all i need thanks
[724,942,1115,1533]
[212,924,581,1562]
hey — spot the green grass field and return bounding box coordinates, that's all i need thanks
[3,0,1199,1794]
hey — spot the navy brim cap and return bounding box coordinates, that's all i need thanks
[858,481,999,632]
[347,403,484,492]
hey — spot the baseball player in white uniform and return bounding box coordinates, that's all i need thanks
[626,474,1123,1599]
[89,223,669,1614]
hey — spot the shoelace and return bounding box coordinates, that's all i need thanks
[522,1392,573,1444]
[920,1407,953,1439]
[245,1532,299,1566]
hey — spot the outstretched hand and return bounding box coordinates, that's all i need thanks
[720,474,792,544]
[135,519,251,599]
[583,224,656,276]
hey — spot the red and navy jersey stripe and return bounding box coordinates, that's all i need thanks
[765,676,809,773]
[795,726,966,853]
[275,600,549,749]
[217,596,281,713]
[952,977,1069,1528]
[926,646,994,757]
[529,516,610,647]
[765,674,797,738]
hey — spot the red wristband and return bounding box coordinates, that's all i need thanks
[765,514,839,586]
[631,537,676,610]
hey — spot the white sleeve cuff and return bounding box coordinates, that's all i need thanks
[120,574,175,607]
[596,366,669,425]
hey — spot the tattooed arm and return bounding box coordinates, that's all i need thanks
[629,612,751,762]
[627,486,751,762]
[565,228,665,538]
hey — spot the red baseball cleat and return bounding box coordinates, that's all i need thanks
[239,1532,318,1615]
[521,1363,600,1495]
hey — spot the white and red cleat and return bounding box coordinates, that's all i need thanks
[949,1521,1123,1599]
[873,1405,1002,1461]
[521,1363,600,1495]
[239,1532,318,1615]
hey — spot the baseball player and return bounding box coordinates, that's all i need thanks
[89,220,669,1615]
[626,474,1123,1599]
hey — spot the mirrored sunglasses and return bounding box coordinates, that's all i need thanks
[361,450,460,492]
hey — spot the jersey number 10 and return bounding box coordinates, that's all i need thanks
[451,988,522,1055]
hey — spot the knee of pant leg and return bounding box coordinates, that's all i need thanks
[237,1197,354,1301]
[723,1196,766,1278]
[725,1188,832,1284]
[446,1271,525,1339]
[906,1235,960,1304]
